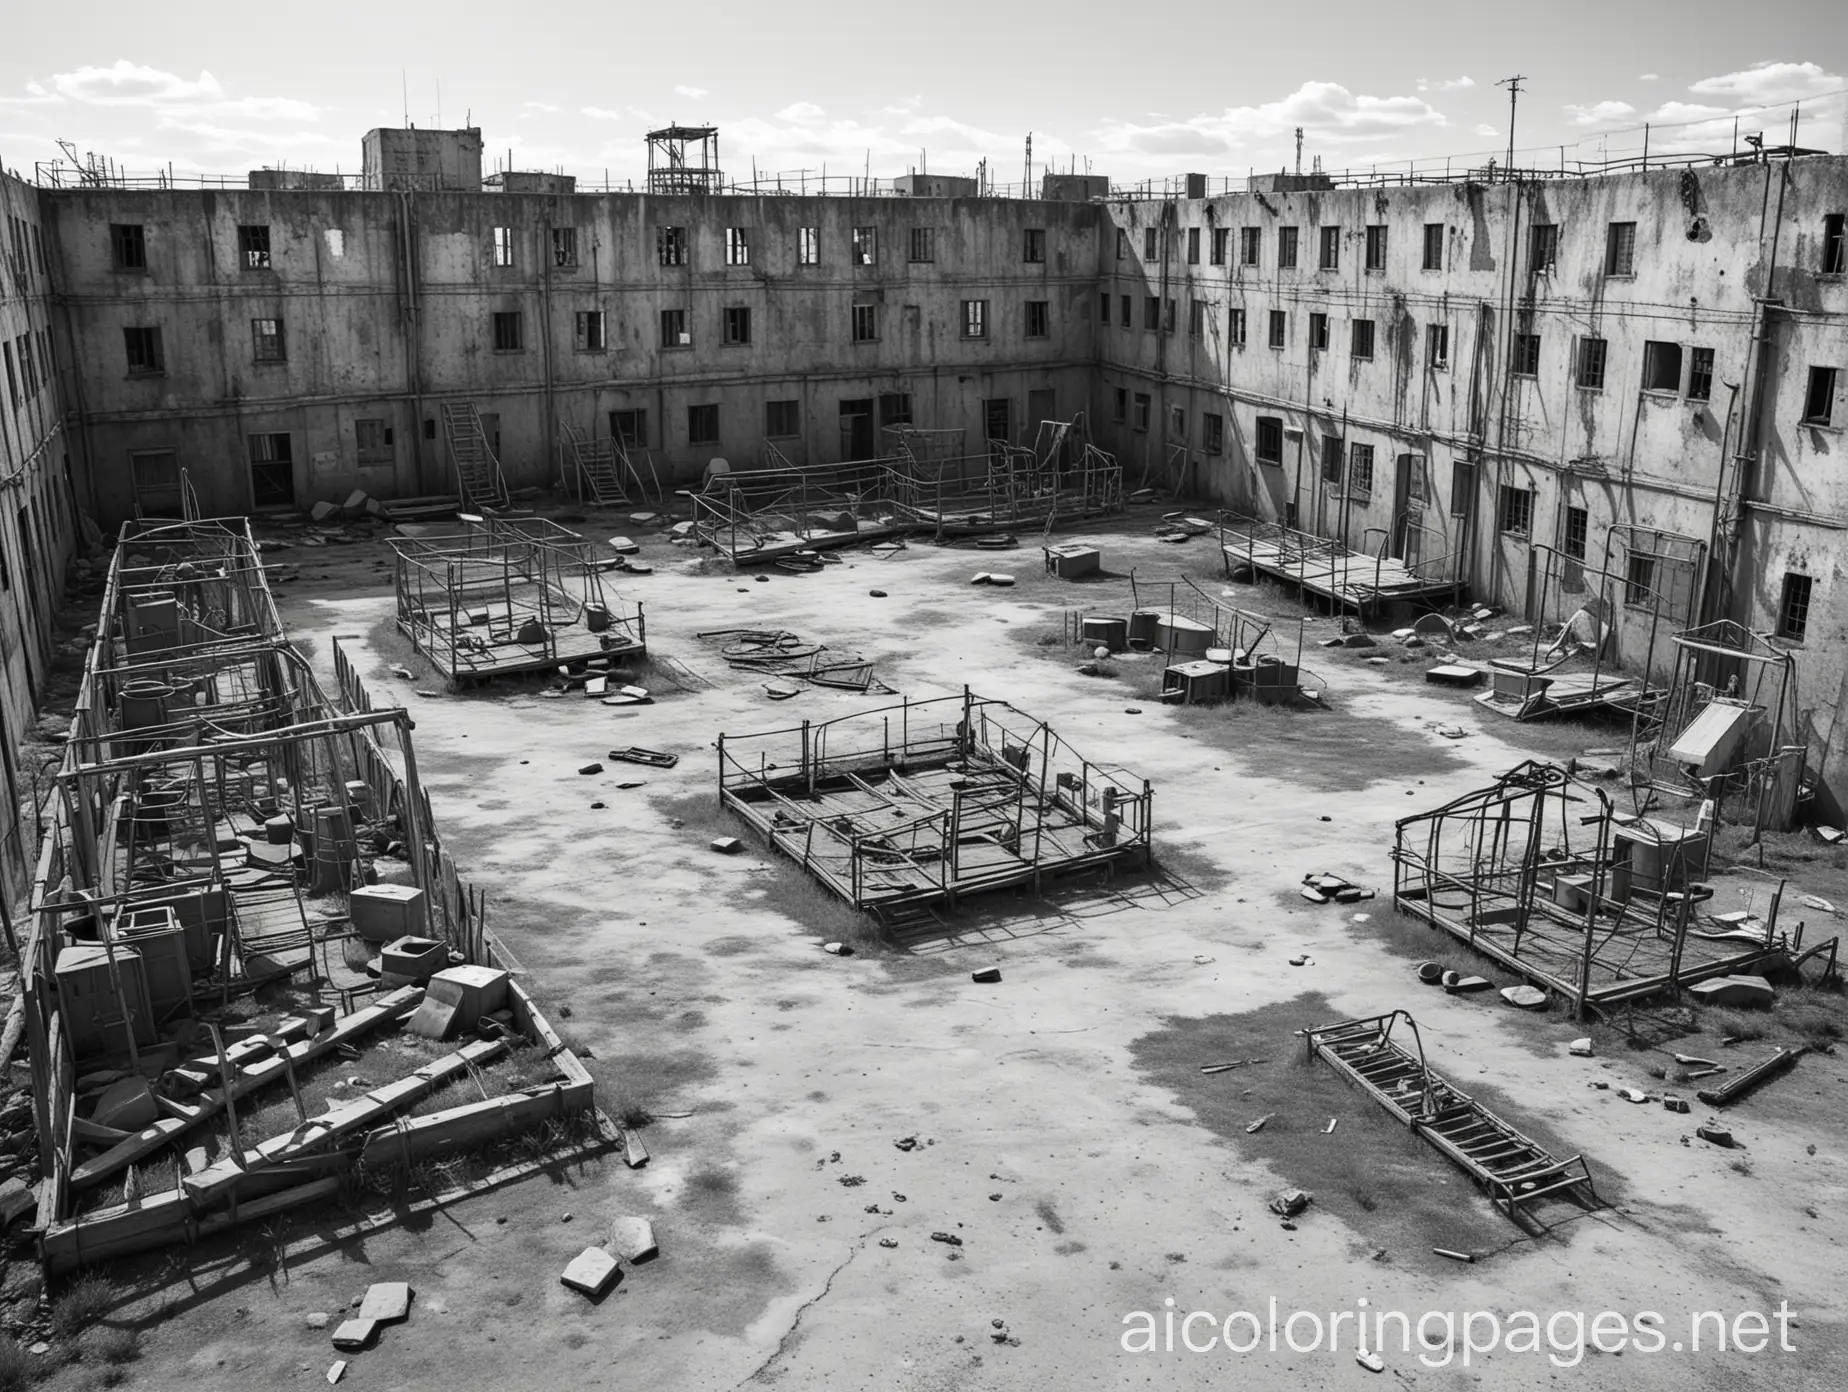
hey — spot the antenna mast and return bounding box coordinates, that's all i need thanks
[1496,75,1526,181]
[1294,126,1303,176]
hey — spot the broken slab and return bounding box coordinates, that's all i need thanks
[357,1282,413,1323]
[1500,985,1548,1009]
[330,1319,377,1352]
[970,967,1002,984]
[561,1247,621,1297]
[609,1215,658,1263]
[1425,664,1486,688]
[711,837,742,854]
[1687,975,1774,1009]
[1442,974,1493,995]
[1568,1038,1594,1057]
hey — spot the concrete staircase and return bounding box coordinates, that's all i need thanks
[440,402,510,511]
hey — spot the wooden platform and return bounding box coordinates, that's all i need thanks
[1221,519,1454,612]
[1473,664,1638,721]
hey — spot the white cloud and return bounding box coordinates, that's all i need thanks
[51,61,224,106]
[674,85,708,100]
[1417,76,1475,93]
[1094,81,1447,160]
[776,102,826,124]
[524,101,560,113]
[1689,60,1842,105]
[582,106,627,121]
[1475,123,1499,138]
[1564,100,1638,127]
[872,94,921,116]
[1639,73,1660,82]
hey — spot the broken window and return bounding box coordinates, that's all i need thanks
[1025,228,1047,263]
[1143,227,1158,260]
[1256,416,1283,465]
[1168,404,1185,439]
[492,226,515,267]
[852,226,878,265]
[1498,484,1533,536]
[123,326,163,375]
[1113,387,1127,422]
[1825,214,1847,275]
[1604,221,1636,276]
[1119,294,1131,327]
[251,317,286,363]
[1229,308,1247,347]
[1510,332,1541,377]
[1188,299,1204,338]
[765,399,800,437]
[1099,294,1110,325]
[1803,366,1838,424]
[1365,224,1387,272]
[2,343,14,407]
[1348,443,1375,495]
[1185,227,1200,265]
[1163,298,1176,334]
[1427,323,1449,370]
[879,393,912,428]
[1320,435,1344,483]
[1309,312,1329,351]
[852,303,878,342]
[1132,393,1150,431]
[238,224,272,270]
[1204,412,1224,454]
[1625,554,1656,608]
[552,227,578,267]
[1529,223,1558,276]
[1449,459,1474,518]
[1116,228,1128,261]
[1351,318,1376,361]
[909,227,935,263]
[491,311,523,351]
[1027,300,1050,338]
[1561,504,1589,562]
[660,308,688,347]
[723,306,752,345]
[1642,340,1683,393]
[1688,347,1715,402]
[657,225,687,266]
[1318,225,1340,271]
[612,409,648,447]
[797,226,820,266]
[1277,226,1299,270]
[1144,297,1160,332]
[725,227,751,266]
[356,418,393,464]
[1422,223,1444,272]
[1240,227,1260,267]
[575,310,606,352]
[111,223,146,270]
[15,335,32,398]
[1779,572,1813,642]
[962,299,987,338]
[1577,337,1608,390]
[687,403,720,446]
[1211,228,1229,265]
[1267,309,1287,349]
[248,432,294,508]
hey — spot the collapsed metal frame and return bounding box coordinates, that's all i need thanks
[1217,510,1460,615]
[389,515,644,682]
[716,689,1153,915]
[1391,760,1801,1017]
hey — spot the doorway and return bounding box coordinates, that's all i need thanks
[248,433,295,510]
[1392,452,1426,566]
[839,399,874,460]
[129,449,183,518]
[983,397,1012,445]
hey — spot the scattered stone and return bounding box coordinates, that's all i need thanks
[578,762,603,776]
[869,589,887,598]
[1569,1038,1594,1057]
[1442,973,1492,994]
[1268,1189,1312,1218]
[610,1216,658,1263]
[1245,1114,1274,1134]
[1618,1087,1650,1103]
[1687,975,1774,1008]
[1696,1124,1735,1148]
[560,1247,622,1297]
[931,1231,964,1247]
[987,574,1016,588]
[357,1282,412,1323]
[327,1362,347,1385]
[1123,707,1142,714]
[1501,985,1548,1009]
[330,1319,377,1352]
[711,837,743,854]
[822,941,852,956]
[306,1313,331,1330]
[971,967,1002,984]
[1664,1095,1690,1114]
[1433,1248,1475,1263]
[878,1238,898,1248]
[894,1136,919,1151]
[1358,1351,1385,1373]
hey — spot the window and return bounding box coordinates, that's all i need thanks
[356,419,393,464]
[1144,296,1161,331]
[1256,416,1283,466]
[1563,506,1588,562]
[961,299,987,338]
[723,306,752,345]
[1168,404,1186,439]
[657,225,687,266]
[123,326,163,375]
[1351,318,1376,361]
[725,227,751,266]
[909,227,935,263]
[798,227,820,266]
[1625,555,1656,608]
[1228,307,1247,346]
[879,393,912,428]
[1422,223,1444,272]
[1116,228,1128,261]
[1185,227,1200,265]
[491,311,523,351]
[1025,228,1046,263]
[1577,337,1608,390]
[1529,223,1558,275]
[660,308,688,347]
[1642,340,1683,393]
[1099,294,1109,325]
[492,226,515,267]
[251,317,286,363]
[1211,228,1229,265]
[1348,442,1375,495]
[1825,214,1847,275]
[12,337,29,400]
[1203,412,1224,454]
[1498,484,1534,536]
[1026,300,1049,338]
[1427,323,1449,370]
[1688,347,1715,402]
[1365,224,1387,272]
[1163,298,1176,334]
[1309,312,1329,351]
[1604,221,1636,276]
[1779,573,1813,642]
[1119,294,1131,327]
[575,310,606,352]
[1506,332,1541,377]
[613,409,648,448]
[1239,227,1260,267]
[852,303,878,343]
[111,223,146,270]
[2,343,13,408]
[1278,226,1301,269]
[852,226,878,265]
[1449,459,1474,517]
[552,227,578,267]
[1803,366,1838,425]
[1267,309,1287,349]
[765,400,800,438]
[1318,225,1340,271]
[1144,227,1158,260]
[1132,393,1150,431]
[1188,299,1205,338]
[248,433,294,508]
[687,404,720,446]
[238,224,271,270]
[1113,387,1127,422]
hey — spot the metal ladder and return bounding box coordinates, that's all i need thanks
[440,401,511,511]
[562,422,629,505]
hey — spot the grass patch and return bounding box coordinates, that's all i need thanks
[87,1327,140,1367]
[0,1341,34,1392]
[50,1271,115,1342]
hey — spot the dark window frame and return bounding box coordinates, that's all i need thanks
[687,403,720,447]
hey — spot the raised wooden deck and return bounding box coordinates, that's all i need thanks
[1221,518,1455,612]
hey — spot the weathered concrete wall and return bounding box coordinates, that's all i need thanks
[42,189,1100,519]
[0,166,79,898]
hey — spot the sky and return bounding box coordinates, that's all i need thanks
[0,0,1843,191]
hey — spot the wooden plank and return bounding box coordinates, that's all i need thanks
[43,1177,342,1275]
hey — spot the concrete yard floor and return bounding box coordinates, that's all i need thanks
[48,509,1848,1391]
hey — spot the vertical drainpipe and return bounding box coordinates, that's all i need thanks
[540,208,557,490]
[1155,203,1172,489]
[398,191,427,495]
[1726,160,1790,627]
